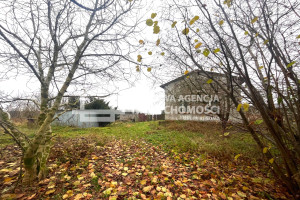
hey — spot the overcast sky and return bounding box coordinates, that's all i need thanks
[0,73,166,114]
[0,0,170,114]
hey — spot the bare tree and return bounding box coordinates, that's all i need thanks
[0,0,141,184]
[145,0,300,196]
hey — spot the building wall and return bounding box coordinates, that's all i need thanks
[163,72,242,122]
[119,114,137,122]
[52,111,99,128]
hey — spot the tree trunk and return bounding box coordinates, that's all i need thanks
[23,125,52,185]
[221,119,228,133]
[23,153,38,185]
[37,126,53,180]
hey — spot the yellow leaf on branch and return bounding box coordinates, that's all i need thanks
[243,103,249,112]
[189,16,199,25]
[287,61,296,68]
[137,55,142,62]
[206,79,213,84]
[156,39,160,46]
[195,42,202,49]
[213,48,220,53]
[171,21,177,28]
[251,16,258,24]
[223,0,232,7]
[237,104,242,112]
[153,25,160,34]
[182,28,189,35]
[151,13,157,19]
[263,39,269,45]
[146,19,153,26]
[203,48,210,57]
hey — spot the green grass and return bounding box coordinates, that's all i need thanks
[0,125,37,147]
[0,120,262,161]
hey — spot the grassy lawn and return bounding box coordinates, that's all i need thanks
[1,121,290,200]
[58,120,262,162]
[1,120,261,162]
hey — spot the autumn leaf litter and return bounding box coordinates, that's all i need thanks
[0,136,291,199]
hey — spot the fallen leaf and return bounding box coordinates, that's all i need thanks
[74,193,84,200]
[73,181,81,186]
[263,147,268,154]
[143,186,152,193]
[234,154,241,161]
[45,189,55,195]
[141,179,147,185]
[237,191,247,198]
[103,188,112,195]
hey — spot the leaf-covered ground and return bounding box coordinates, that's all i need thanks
[0,134,291,200]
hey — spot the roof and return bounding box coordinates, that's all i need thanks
[160,70,235,89]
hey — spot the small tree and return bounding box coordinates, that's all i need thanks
[85,98,111,110]
[141,0,300,196]
[0,0,140,184]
